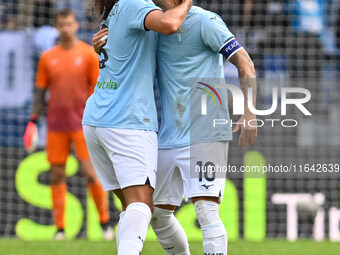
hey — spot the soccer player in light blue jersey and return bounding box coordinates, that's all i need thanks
[92,1,257,254]
[149,1,258,255]
[82,0,191,254]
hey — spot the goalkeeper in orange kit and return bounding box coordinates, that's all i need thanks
[23,9,113,240]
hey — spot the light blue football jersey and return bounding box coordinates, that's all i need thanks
[157,6,234,149]
[82,0,161,131]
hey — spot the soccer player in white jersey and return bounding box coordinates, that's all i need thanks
[149,1,258,255]
[83,0,191,254]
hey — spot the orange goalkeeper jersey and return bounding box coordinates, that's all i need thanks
[36,41,99,132]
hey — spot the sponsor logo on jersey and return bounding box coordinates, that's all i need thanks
[177,28,188,35]
[201,183,215,189]
[177,28,188,42]
[143,118,151,123]
[96,80,117,89]
[75,57,83,66]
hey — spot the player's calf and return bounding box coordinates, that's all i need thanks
[50,165,66,184]
[193,199,228,255]
[80,159,98,183]
[117,185,154,254]
[114,189,127,248]
[118,202,151,255]
[151,206,190,255]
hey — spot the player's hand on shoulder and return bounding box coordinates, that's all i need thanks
[145,0,192,35]
[92,28,108,54]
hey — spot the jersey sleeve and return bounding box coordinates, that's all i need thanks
[35,53,48,89]
[87,50,100,95]
[200,12,235,52]
[126,0,161,30]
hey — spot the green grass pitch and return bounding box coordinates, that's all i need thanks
[1,239,340,255]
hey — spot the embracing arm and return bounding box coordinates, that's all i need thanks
[92,0,192,53]
[145,0,192,35]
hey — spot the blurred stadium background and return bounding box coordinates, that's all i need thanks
[1,0,340,253]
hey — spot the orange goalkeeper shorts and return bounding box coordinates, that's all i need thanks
[47,130,90,165]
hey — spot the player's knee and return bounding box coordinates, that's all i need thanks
[50,165,66,184]
[194,200,226,238]
[113,189,127,211]
[123,185,154,210]
[138,195,154,212]
[118,199,128,211]
[151,207,190,255]
[155,204,177,211]
[80,160,97,183]
[127,202,152,219]
[151,207,174,232]
[191,196,219,204]
[84,173,97,184]
[83,171,97,183]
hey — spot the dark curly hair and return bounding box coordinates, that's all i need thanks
[93,0,117,20]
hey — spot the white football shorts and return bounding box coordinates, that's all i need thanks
[153,142,229,206]
[83,125,157,191]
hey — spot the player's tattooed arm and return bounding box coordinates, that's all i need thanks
[229,48,258,149]
[32,87,47,118]
[229,48,256,106]
[145,0,192,35]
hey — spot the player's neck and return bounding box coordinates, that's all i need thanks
[59,37,79,50]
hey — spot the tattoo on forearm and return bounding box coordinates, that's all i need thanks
[230,50,257,107]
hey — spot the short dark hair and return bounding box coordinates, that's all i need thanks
[56,8,76,21]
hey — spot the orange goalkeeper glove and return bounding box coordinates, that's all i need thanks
[23,115,39,153]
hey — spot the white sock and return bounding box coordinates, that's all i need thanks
[117,202,151,255]
[151,207,190,255]
[116,211,126,250]
[194,200,228,255]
